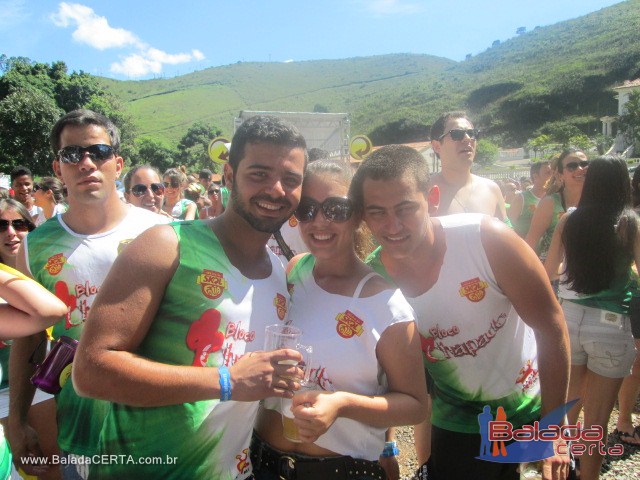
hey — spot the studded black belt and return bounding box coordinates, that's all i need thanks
[250,432,386,480]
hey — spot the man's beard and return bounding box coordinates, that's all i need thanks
[230,186,294,234]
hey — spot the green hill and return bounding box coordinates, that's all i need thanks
[98,0,640,147]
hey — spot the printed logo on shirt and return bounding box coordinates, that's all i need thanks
[196,269,227,299]
[515,359,539,393]
[273,293,287,320]
[528,204,536,213]
[44,253,67,276]
[236,448,251,475]
[186,308,224,367]
[117,238,134,254]
[289,216,298,227]
[335,310,364,339]
[287,282,294,295]
[459,277,489,302]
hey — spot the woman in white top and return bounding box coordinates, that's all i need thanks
[33,177,67,226]
[161,168,197,220]
[252,160,427,480]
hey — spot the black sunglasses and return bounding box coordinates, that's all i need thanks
[131,183,165,197]
[294,196,354,223]
[57,144,115,164]
[563,160,589,173]
[208,188,220,195]
[32,184,44,192]
[438,129,479,142]
[0,218,34,232]
[164,181,181,189]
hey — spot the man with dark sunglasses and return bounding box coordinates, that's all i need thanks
[9,109,166,479]
[429,111,507,221]
[73,115,308,479]
[351,145,571,480]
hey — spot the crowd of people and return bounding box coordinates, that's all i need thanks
[0,108,635,480]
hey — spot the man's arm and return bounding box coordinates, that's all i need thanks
[481,217,570,479]
[73,225,302,407]
[508,192,524,225]
[481,217,569,415]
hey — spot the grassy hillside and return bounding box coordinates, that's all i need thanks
[98,0,640,147]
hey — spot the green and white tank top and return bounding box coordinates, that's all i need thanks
[93,220,290,480]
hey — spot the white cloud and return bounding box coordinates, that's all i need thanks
[0,0,28,29]
[50,2,206,78]
[283,59,294,63]
[110,47,206,77]
[50,2,141,50]
[365,0,423,15]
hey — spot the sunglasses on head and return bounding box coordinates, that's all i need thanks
[563,160,589,173]
[438,128,479,142]
[57,144,115,164]
[294,196,354,223]
[131,183,165,197]
[32,184,44,192]
[164,181,181,189]
[0,218,33,232]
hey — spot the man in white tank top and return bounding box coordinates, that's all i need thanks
[351,145,571,480]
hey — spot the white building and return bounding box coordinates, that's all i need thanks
[601,78,640,155]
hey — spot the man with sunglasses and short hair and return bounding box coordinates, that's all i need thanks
[351,145,571,480]
[72,115,307,479]
[429,111,507,221]
[9,109,166,479]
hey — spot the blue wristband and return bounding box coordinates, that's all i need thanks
[381,441,399,457]
[218,366,232,402]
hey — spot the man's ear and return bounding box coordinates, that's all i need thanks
[52,160,63,180]
[223,163,233,192]
[427,185,440,215]
[431,139,442,157]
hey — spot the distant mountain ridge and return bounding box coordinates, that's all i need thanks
[98,0,640,146]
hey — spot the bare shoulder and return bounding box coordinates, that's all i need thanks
[120,224,180,270]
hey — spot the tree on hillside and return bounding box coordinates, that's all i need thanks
[619,90,640,149]
[85,93,138,161]
[177,122,223,171]
[475,139,499,167]
[0,88,63,175]
[132,139,178,172]
[369,119,429,145]
[0,56,131,173]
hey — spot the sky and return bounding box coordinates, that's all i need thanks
[0,0,626,80]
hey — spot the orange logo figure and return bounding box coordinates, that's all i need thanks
[236,448,250,475]
[335,310,364,339]
[459,277,489,302]
[44,253,67,276]
[288,216,298,227]
[492,406,508,457]
[273,293,287,320]
[515,359,539,393]
[196,269,228,299]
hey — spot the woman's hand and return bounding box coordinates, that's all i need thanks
[290,390,344,443]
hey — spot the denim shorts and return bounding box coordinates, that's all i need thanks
[561,300,637,378]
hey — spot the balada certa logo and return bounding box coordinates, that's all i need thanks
[477,399,623,463]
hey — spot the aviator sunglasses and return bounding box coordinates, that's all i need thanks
[294,196,354,223]
[0,219,34,233]
[563,160,589,173]
[57,144,115,164]
[438,128,479,142]
[131,183,165,197]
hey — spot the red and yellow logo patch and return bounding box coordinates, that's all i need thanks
[273,293,287,320]
[335,310,364,339]
[288,216,298,227]
[459,277,489,302]
[44,253,67,276]
[196,269,227,299]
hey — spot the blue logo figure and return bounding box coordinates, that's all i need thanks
[478,405,493,458]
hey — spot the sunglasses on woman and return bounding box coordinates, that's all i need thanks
[563,160,589,172]
[57,144,115,164]
[208,188,220,196]
[294,196,354,223]
[0,219,34,232]
[438,128,479,142]
[163,181,181,189]
[131,183,165,197]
